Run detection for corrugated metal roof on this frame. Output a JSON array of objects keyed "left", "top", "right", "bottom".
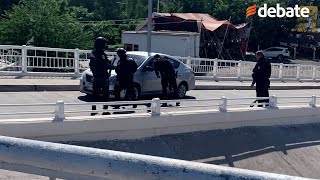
[{"left": 153, "top": 13, "right": 234, "bottom": 31}]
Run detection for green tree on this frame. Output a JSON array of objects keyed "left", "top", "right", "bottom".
[
  {"left": 0, "top": 0, "right": 92, "bottom": 49},
  {"left": 1, "top": 0, "right": 312, "bottom": 49},
  {"left": 84, "top": 21, "right": 118, "bottom": 45}
]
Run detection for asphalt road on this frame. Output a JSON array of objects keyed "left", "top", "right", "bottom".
[{"left": 0, "top": 89, "right": 319, "bottom": 119}]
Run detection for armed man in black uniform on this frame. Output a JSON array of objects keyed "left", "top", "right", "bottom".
[
  {"left": 114, "top": 48, "right": 138, "bottom": 105},
  {"left": 251, "top": 51, "right": 271, "bottom": 107},
  {"left": 153, "top": 54, "right": 180, "bottom": 107},
  {"left": 89, "top": 37, "right": 114, "bottom": 115}
]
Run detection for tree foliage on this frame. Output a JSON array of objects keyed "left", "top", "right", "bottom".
[
  {"left": 0, "top": 0, "right": 92, "bottom": 48},
  {"left": 0, "top": 0, "right": 317, "bottom": 49}
]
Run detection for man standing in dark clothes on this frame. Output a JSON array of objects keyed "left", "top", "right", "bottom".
[
  {"left": 89, "top": 37, "right": 114, "bottom": 115},
  {"left": 153, "top": 54, "right": 179, "bottom": 106},
  {"left": 114, "top": 48, "right": 138, "bottom": 103},
  {"left": 251, "top": 51, "right": 271, "bottom": 107}
]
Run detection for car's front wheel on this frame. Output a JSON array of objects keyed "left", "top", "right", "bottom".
[
  {"left": 177, "top": 82, "right": 188, "bottom": 98},
  {"left": 125, "top": 83, "right": 141, "bottom": 101}
]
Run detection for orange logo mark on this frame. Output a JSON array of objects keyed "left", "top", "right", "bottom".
[{"left": 246, "top": 4, "right": 257, "bottom": 17}]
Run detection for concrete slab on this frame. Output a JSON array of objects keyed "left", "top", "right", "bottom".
[
  {"left": 0, "top": 78, "right": 79, "bottom": 92},
  {"left": 195, "top": 81, "right": 320, "bottom": 90},
  {"left": 0, "top": 169, "right": 48, "bottom": 180},
  {"left": 66, "top": 137, "right": 180, "bottom": 159},
  {"left": 65, "top": 123, "right": 320, "bottom": 179}
]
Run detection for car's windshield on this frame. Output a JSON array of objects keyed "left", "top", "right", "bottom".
[
  {"left": 128, "top": 55, "right": 148, "bottom": 67},
  {"left": 112, "top": 54, "right": 148, "bottom": 68}
]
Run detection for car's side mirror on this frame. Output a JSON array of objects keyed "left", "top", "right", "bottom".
[{"left": 143, "top": 66, "right": 154, "bottom": 72}]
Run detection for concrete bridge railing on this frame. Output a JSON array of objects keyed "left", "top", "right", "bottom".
[
  {"left": 0, "top": 95, "right": 317, "bottom": 121},
  {"left": 0, "top": 95, "right": 318, "bottom": 142},
  {"left": 0, "top": 135, "right": 311, "bottom": 180}
]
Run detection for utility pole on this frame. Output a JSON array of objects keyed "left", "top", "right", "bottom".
[
  {"left": 147, "top": 0, "right": 153, "bottom": 55},
  {"left": 157, "top": 0, "right": 160, "bottom": 13},
  {"left": 27, "top": 0, "right": 35, "bottom": 45}
]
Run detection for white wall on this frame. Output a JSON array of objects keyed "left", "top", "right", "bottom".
[
  {"left": 122, "top": 32, "right": 200, "bottom": 57},
  {"left": 0, "top": 106, "right": 319, "bottom": 142}
]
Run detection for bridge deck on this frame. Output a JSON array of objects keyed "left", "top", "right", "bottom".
[
  {"left": 1, "top": 122, "right": 320, "bottom": 179},
  {"left": 67, "top": 122, "right": 320, "bottom": 179}
]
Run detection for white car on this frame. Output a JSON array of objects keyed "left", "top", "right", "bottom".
[
  {"left": 261, "top": 47, "right": 290, "bottom": 60},
  {"left": 80, "top": 51, "right": 195, "bottom": 100}
]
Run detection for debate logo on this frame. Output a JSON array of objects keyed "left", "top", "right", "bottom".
[
  {"left": 246, "top": 4, "right": 257, "bottom": 17},
  {"left": 246, "top": 4, "right": 310, "bottom": 18}
]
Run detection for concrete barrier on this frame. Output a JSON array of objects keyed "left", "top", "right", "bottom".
[
  {"left": 0, "top": 136, "right": 309, "bottom": 180},
  {"left": 0, "top": 106, "right": 319, "bottom": 142}
]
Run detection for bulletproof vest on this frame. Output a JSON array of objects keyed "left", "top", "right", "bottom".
[
  {"left": 116, "top": 58, "right": 137, "bottom": 80},
  {"left": 90, "top": 50, "right": 111, "bottom": 77}
]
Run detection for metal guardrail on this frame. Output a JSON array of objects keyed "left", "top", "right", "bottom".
[
  {"left": 0, "top": 135, "right": 309, "bottom": 180},
  {"left": 0, "top": 96, "right": 317, "bottom": 120},
  {"left": 177, "top": 56, "right": 320, "bottom": 81},
  {"left": 0, "top": 45, "right": 320, "bottom": 81}
]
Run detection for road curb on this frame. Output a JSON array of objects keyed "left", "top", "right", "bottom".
[
  {"left": 0, "top": 85, "right": 79, "bottom": 92},
  {"left": 0, "top": 84, "right": 320, "bottom": 92},
  {"left": 195, "top": 85, "right": 320, "bottom": 90}
]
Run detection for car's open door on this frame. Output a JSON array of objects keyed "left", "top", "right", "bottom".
[{"left": 141, "top": 58, "right": 162, "bottom": 94}]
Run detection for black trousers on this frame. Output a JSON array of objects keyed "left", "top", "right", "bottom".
[
  {"left": 114, "top": 79, "right": 135, "bottom": 101},
  {"left": 256, "top": 86, "right": 269, "bottom": 107},
  {"left": 161, "top": 75, "right": 178, "bottom": 99},
  {"left": 93, "top": 77, "right": 109, "bottom": 99},
  {"left": 92, "top": 76, "right": 109, "bottom": 115}
]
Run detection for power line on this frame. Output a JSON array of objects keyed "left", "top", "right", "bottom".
[
  {"left": 79, "top": 18, "right": 146, "bottom": 23},
  {"left": 79, "top": 19, "right": 189, "bottom": 26},
  {"left": 78, "top": 16, "right": 179, "bottom": 24}
]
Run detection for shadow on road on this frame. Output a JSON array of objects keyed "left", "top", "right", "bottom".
[
  {"left": 77, "top": 94, "right": 196, "bottom": 103},
  {"left": 77, "top": 94, "right": 196, "bottom": 115}
]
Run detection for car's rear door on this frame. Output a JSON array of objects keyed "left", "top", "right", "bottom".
[
  {"left": 264, "top": 48, "right": 275, "bottom": 57},
  {"left": 163, "top": 56, "right": 182, "bottom": 83}
]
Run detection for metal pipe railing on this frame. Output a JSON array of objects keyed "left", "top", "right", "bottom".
[{"left": 1, "top": 45, "right": 320, "bottom": 81}]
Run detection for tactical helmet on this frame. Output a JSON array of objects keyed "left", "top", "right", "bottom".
[
  {"left": 95, "top": 37, "right": 107, "bottom": 50},
  {"left": 256, "top": 51, "right": 264, "bottom": 57},
  {"left": 117, "top": 48, "right": 127, "bottom": 58}
]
